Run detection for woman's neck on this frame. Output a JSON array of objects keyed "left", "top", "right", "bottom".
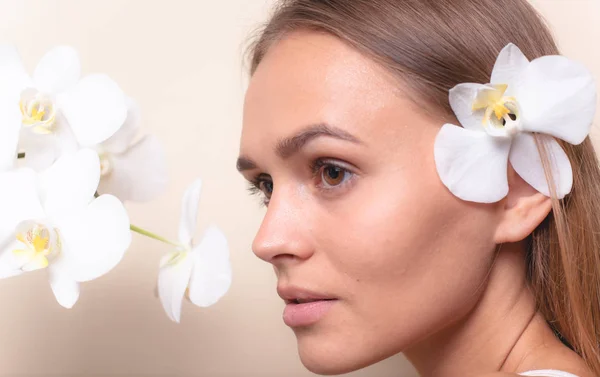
[{"left": 402, "top": 241, "right": 571, "bottom": 377}]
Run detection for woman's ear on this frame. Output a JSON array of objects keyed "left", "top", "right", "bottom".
[{"left": 493, "top": 165, "right": 553, "bottom": 244}]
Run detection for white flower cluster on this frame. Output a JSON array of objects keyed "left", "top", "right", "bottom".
[{"left": 0, "top": 46, "right": 231, "bottom": 323}]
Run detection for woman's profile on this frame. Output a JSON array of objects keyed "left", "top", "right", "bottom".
[{"left": 236, "top": 0, "right": 600, "bottom": 376}]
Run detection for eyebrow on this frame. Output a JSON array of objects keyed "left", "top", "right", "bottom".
[{"left": 236, "top": 123, "right": 362, "bottom": 172}]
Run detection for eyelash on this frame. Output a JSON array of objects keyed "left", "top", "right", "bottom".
[
  {"left": 247, "top": 159, "right": 356, "bottom": 206},
  {"left": 247, "top": 175, "right": 270, "bottom": 206}
]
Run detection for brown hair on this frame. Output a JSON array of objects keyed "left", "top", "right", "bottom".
[{"left": 245, "top": 0, "right": 600, "bottom": 374}]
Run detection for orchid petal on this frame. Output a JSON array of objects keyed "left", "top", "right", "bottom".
[
  {"left": 158, "top": 252, "right": 194, "bottom": 323},
  {"left": 188, "top": 226, "right": 231, "bottom": 308},
  {"left": 53, "top": 113, "right": 80, "bottom": 157},
  {"left": 434, "top": 124, "right": 512, "bottom": 203},
  {"left": 38, "top": 148, "right": 100, "bottom": 217},
  {"left": 57, "top": 73, "right": 127, "bottom": 147},
  {"left": 0, "top": 169, "right": 44, "bottom": 236},
  {"left": 0, "top": 239, "right": 24, "bottom": 279},
  {"left": 97, "top": 135, "right": 168, "bottom": 202},
  {"left": 101, "top": 97, "right": 141, "bottom": 154},
  {"left": 55, "top": 194, "right": 131, "bottom": 282},
  {"left": 0, "top": 45, "right": 31, "bottom": 98},
  {"left": 17, "top": 128, "right": 60, "bottom": 171},
  {"left": 490, "top": 43, "right": 530, "bottom": 96},
  {"left": 515, "top": 55, "right": 596, "bottom": 145},
  {"left": 18, "top": 112, "right": 80, "bottom": 172},
  {"left": 33, "top": 46, "right": 80, "bottom": 94},
  {"left": 449, "top": 83, "right": 489, "bottom": 132},
  {"left": 509, "top": 133, "right": 572, "bottom": 199},
  {"left": 178, "top": 179, "right": 202, "bottom": 246},
  {"left": 48, "top": 256, "right": 80, "bottom": 309},
  {"left": 0, "top": 97, "right": 23, "bottom": 170}
]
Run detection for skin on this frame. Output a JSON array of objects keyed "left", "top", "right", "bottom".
[{"left": 237, "top": 31, "right": 592, "bottom": 377}]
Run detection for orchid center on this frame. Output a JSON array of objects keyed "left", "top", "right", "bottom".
[
  {"left": 160, "top": 249, "right": 190, "bottom": 268},
  {"left": 472, "top": 84, "right": 521, "bottom": 137},
  {"left": 99, "top": 152, "right": 114, "bottom": 177},
  {"left": 12, "top": 221, "right": 61, "bottom": 272},
  {"left": 19, "top": 88, "right": 57, "bottom": 134}
]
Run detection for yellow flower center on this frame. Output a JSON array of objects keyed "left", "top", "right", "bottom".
[
  {"left": 12, "top": 223, "right": 61, "bottom": 272},
  {"left": 472, "top": 83, "right": 519, "bottom": 123},
  {"left": 19, "top": 89, "right": 57, "bottom": 134}
]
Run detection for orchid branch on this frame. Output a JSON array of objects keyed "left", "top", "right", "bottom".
[{"left": 130, "top": 224, "right": 181, "bottom": 247}]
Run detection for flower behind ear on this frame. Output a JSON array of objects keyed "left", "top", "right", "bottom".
[{"left": 434, "top": 43, "right": 596, "bottom": 203}]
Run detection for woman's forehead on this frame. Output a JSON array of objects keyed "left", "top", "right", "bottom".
[
  {"left": 241, "top": 31, "right": 412, "bottom": 152},
  {"left": 246, "top": 31, "right": 397, "bottom": 107}
]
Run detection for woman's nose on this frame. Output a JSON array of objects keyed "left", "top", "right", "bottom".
[{"left": 252, "top": 189, "right": 314, "bottom": 266}]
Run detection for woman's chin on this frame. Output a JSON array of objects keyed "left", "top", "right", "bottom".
[
  {"left": 295, "top": 331, "right": 393, "bottom": 375},
  {"left": 298, "top": 349, "right": 363, "bottom": 375}
]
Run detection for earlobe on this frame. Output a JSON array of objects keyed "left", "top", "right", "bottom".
[{"left": 493, "top": 168, "right": 553, "bottom": 244}]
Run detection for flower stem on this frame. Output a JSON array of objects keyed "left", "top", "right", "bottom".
[{"left": 130, "top": 224, "right": 181, "bottom": 247}]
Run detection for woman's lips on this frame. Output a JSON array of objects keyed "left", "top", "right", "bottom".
[
  {"left": 277, "top": 285, "right": 338, "bottom": 327},
  {"left": 283, "top": 299, "right": 337, "bottom": 327}
]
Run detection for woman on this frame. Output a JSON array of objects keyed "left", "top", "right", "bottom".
[{"left": 236, "top": 0, "right": 600, "bottom": 376}]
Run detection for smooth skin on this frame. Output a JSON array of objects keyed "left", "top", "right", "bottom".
[{"left": 237, "top": 31, "right": 592, "bottom": 377}]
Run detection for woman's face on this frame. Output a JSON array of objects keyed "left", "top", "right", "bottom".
[{"left": 238, "top": 31, "right": 501, "bottom": 374}]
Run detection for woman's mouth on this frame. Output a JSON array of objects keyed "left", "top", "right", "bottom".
[
  {"left": 278, "top": 286, "right": 338, "bottom": 327},
  {"left": 283, "top": 299, "right": 337, "bottom": 327}
]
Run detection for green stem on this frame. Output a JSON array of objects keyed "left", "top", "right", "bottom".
[
  {"left": 17, "top": 152, "right": 25, "bottom": 159},
  {"left": 130, "top": 224, "right": 181, "bottom": 247}
]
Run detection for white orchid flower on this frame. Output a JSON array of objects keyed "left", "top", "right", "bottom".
[
  {"left": 96, "top": 98, "right": 168, "bottom": 202},
  {"left": 0, "top": 45, "right": 128, "bottom": 170},
  {"left": 158, "top": 179, "right": 231, "bottom": 323},
  {"left": 0, "top": 149, "right": 131, "bottom": 308},
  {"left": 434, "top": 43, "right": 597, "bottom": 203}
]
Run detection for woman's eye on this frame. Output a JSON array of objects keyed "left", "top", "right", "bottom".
[
  {"left": 259, "top": 180, "right": 274, "bottom": 198},
  {"left": 319, "top": 164, "right": 352, "bottom": 188},
  {"left": 247, "top": 174, "right": 273, "bottom": 206},
  {"left": 247, "top": 161, "right": 354, "bottom": 207}
]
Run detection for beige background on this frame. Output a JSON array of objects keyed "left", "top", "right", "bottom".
[{"left": 0, "top": 0, "right": 597, "bottom": 376}]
